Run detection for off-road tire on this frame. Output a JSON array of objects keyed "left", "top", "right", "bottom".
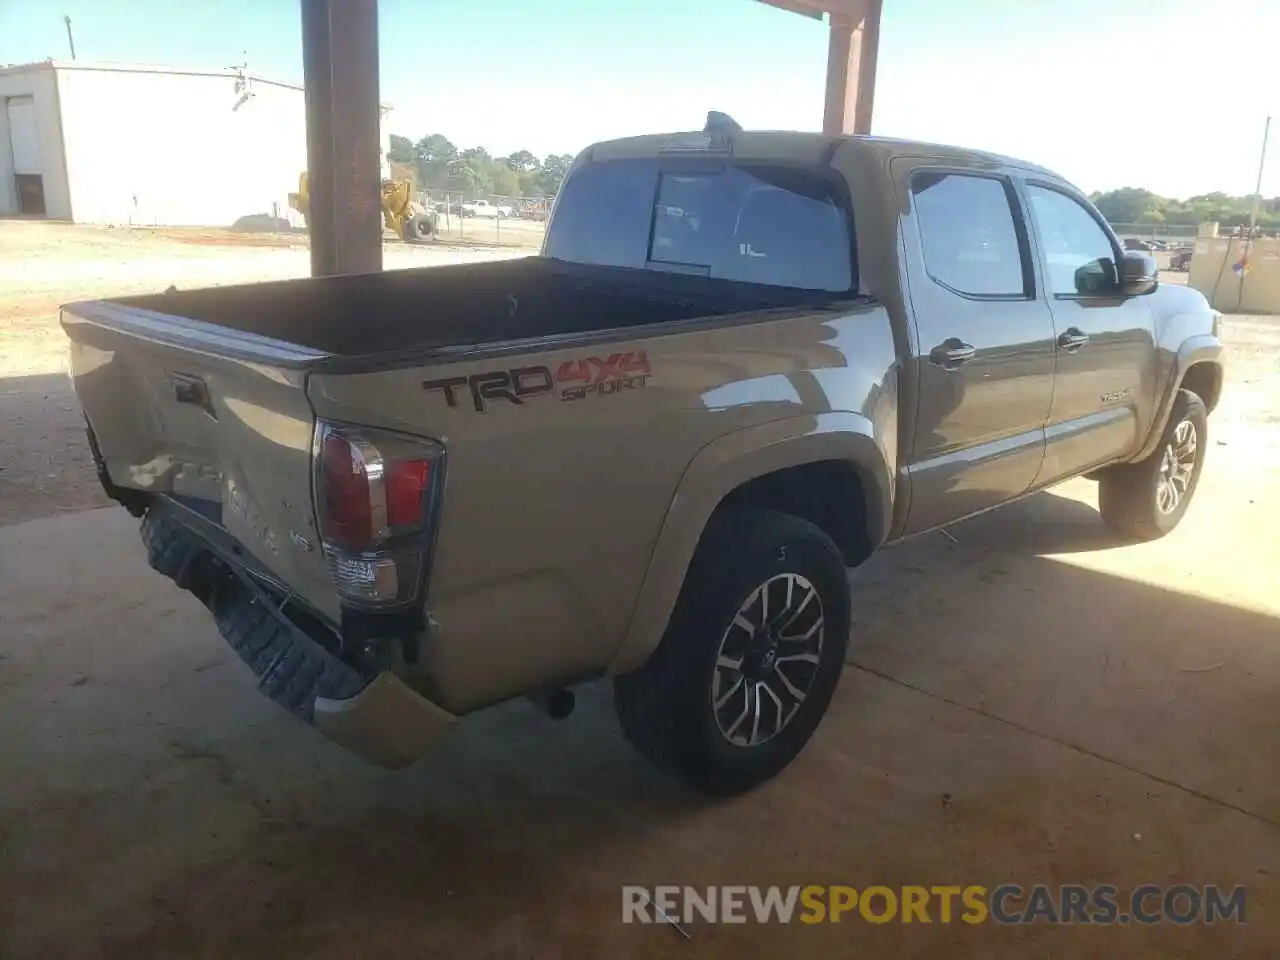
[
  {"left": 614, "top": 509, "right": 851, "bottom": 795},
  {"left": 1098, "top": 388, "right": 1208, "bottom": 540},
  {"left": 403, "top": 213, "right": 435, "bottom": 243}
]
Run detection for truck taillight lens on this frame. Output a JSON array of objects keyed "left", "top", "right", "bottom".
[
  {"left": 319, "top": 432, "right": 375, "bottom": 550},
  {"left": 387, "top": 459, "right": 431, "bottom": 528},
  {"left": 313, "top": 421, "right": 444, "bottom": 609}
]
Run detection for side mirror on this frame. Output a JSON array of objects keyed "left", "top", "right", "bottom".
[
  {"left": 1073, "top": 257, "right": 1118, "bottom": 295},
  {"left": 1117, "top": 250, "right": 1158, "bottom": 295}
]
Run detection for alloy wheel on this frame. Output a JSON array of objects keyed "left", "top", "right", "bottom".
[
  {"left": 710, "top": 573, "right": 826, "bottom": 747},
  {"left": 1156, "top": 418, "right": 1197, "bottom": 514}
]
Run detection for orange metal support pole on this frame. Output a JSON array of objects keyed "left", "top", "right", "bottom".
[{"left": 822, "top": 0, "right": 881, "bottom": 135}]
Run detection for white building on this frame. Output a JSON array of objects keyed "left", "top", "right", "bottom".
[{"left": 0, "top": 60, "right": 390, "bottom": 227}]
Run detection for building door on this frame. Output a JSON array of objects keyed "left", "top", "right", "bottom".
[{"left": 6, "top": 96, "right": 46, "bottom": 216}]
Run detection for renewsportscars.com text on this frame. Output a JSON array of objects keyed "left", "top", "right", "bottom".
[{"left": 622, "top": 884, "right": 1247, "bottom": 926}]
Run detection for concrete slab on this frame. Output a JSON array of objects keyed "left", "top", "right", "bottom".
[{"left": 0, "top": 462, "right": 1277, "bottom": 958}]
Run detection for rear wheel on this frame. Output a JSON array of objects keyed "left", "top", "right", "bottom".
[
  {"left": 1098, "top": 388, "right": 1207, "bottom": 540},
  {"left": 614, "top": 509, "right": 850, "bottom": 795},
  {"left": 403, "top": 213, "right": 435, "bottom": 243}
]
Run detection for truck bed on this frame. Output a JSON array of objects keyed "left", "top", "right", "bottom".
[
  {"left": 113, "top": 256, "right": 839, "bottom": 361},
  {"left": 62, "top": 252, "right": 870, "bottom": 646}
]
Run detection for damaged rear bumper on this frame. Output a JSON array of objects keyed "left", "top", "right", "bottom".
[
  {"left": 312, "top": 672, "right": 456, "bottom": 769},
  {"left": 142, "top": 501, "right": 456, "bottom": 768}
]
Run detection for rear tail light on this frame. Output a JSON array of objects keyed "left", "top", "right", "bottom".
[
  {"left": 313, "top": 420, "right": 444, "bottom": 609},
  {"left": 387, "top": 459, "right": 431, "bottom": 527}
]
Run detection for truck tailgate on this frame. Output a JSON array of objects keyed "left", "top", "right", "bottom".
[{"left": 62, "top": 301, "right": 340, "bottom": 620}]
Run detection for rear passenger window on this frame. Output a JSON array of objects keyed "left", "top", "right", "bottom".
[{"left": 911, "top": 172, "right": 1029, "bottom": 298}]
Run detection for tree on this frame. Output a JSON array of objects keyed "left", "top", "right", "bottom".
[
  {"left": 533, "top": 153, "right": 574, "bottom": 197},
  {"left": 1086, "top": 185, "right": 1280, "bottom": 234},
  {"left": 414, "top": 134, "right": 458, "bottom": 189},
  {"left": 1092, "top": 187, "right": 1161, "bottom": 225},
  {"left": 449, "top": 160, "right": 489, "bottom": 196},
  {"left": 387, "top": 133, "right": 591, "bottom": 200},
  {"left": 388, "top": 134, "right": 415, "bottom": 163},
  {"left": 388, "top": 161, "right": 418, "bottom": 188},
  {"left": 1188, "top": 201, "right": 1216, "bottom": 224},
  {"left": 416, "top": 133, "right": 458, "bottom": 165},
  {"left": 489, "top": 164, "right": 522, "bottom": 199},
  {"left": 506, "top": 149, "right": 539, "bottom": 174},
  {"left": 443, "top": 147, "right": 492, "bottom": 196},
  {"left": 458, "top": 146, "right": 491, "bottom": 165}
]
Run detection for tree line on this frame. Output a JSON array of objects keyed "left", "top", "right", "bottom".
[
  {"left": 389, "top": 133, "right": 575, "bottom": 200},
  {"left": 386, "top": 140, "right": 1280, "bottom": 227},
  {"left": 1090, "top": 186, "right": 1280, "bottom": 230}
]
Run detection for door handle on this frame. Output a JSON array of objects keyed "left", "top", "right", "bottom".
[
  {"left": 929, "top": 339, "right": 977, "bottom": 369},
  {"left": 1058, "top": 328, "right": 1090, "bottom": 352}
]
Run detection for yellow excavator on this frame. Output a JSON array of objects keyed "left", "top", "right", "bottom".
[{"left": 288, "top": 172, "right": 438, "bottom": 243}]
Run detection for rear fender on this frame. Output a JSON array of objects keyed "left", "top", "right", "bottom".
[{"left": 609, "top": 412, "right": 892, "bottom": 674}]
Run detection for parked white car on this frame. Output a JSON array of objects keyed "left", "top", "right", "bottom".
[{"left": 461, "top": 199, "right": 501, "bottom": 219}]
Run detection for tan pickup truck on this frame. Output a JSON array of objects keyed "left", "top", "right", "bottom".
[{"left": 64, "top": 117, "right": 1224, "bottom": 794}]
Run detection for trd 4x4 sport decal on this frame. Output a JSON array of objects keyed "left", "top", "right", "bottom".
[{"left": 423, "top": 351, "right": 651, "bottom": 412}]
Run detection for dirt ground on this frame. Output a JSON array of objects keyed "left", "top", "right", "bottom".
[
  {"left": 1, "top": 221, "right": 1278, "bottom": 958},
  {"left": 430, "top": 211, "right": 549, "bottom": 247},
  {"left": 0, "top": 221, "right": 525, "bottom": 524}
]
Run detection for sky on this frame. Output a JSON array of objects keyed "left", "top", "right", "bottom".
[{"left": 2, "top": 0, "right": 1277, "bottom": 198}]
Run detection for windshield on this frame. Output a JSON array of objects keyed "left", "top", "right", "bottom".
[{"left": 545, "top": 158, "right": 854, "bottom": 292}]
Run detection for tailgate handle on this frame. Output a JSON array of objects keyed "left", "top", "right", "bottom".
[{"left": 171, "top": 373, "right": 216, "bottom": 418}]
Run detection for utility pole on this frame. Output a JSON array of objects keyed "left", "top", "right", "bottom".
[
  {"left": 63, "top": 14, "right": 77, "bottom": 60},
  {"left": 1232, "top": 115, "right": 1272, "bottom": 309},
  {"left": 1246, "top": 115, "right": 1271, "bottom": 241}
]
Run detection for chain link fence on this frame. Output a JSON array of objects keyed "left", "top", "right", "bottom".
[
  {"left": 419, "top": 190, "right": 551, "bottom": 250},
  {"left": 1109, "top": 222, "right": 1199, "bottom": 244}
]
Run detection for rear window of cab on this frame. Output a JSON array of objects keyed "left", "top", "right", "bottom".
[{"left": 545, "top": 158, "right": 854, "bottom": 293}]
